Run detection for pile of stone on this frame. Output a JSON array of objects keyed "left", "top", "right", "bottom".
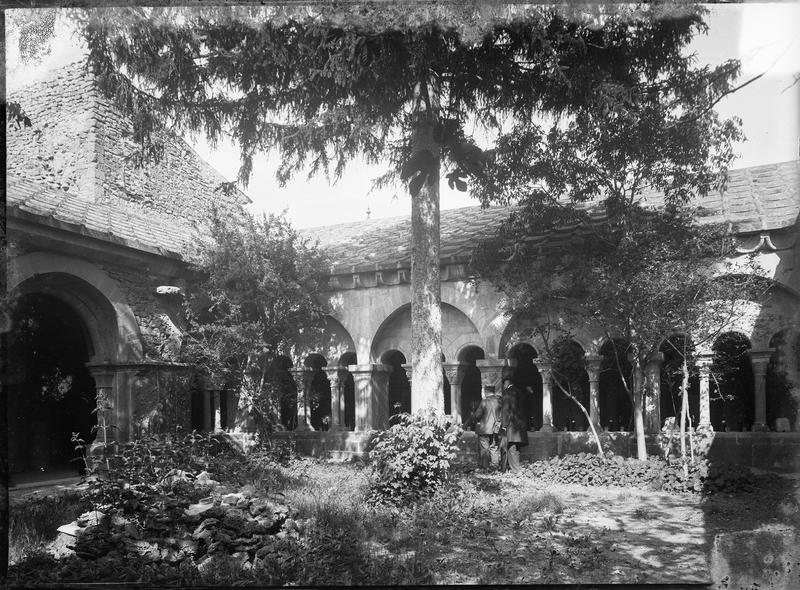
[{"left": 51, "top": 479, "right": 304, "bottom": 572}]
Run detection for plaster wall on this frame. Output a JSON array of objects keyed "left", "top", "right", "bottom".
[{"left": 323, "top": 278, "right": 510, "bottom": 363}]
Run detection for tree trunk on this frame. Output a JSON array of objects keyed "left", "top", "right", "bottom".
[
  {"left": 410, "top": 117, "right": 443, "bottom": 412},
  {"left": 632, "top": 361, "right": 647, "bottom": 460}
]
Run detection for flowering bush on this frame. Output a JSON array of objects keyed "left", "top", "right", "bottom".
[{"left": 368, "top": 409, "right": 463, "bottom": 505}]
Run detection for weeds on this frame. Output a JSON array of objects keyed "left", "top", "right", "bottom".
[
  {"left": 632, "top": 506, "right": 657, "bottom": 520},
  {"left": 9, "top": 491, "right": 89, "bottom": 564}
]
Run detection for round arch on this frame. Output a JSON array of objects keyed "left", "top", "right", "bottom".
[
  {"left": 294, "top": 315, "right": 356, "bottom": 367},
  {"left": 10, "top": 253, "right": 143, "bottom": 362},
  {"left": 370, "top": 302, "right": 482, "bottom": 363}
]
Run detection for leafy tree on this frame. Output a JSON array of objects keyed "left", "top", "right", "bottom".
[
  {"left": 464, "top": 23, "right": 760, "bottom": 462},
  {"left": 182, "top": 209, "right": 329, "bottom": 435},
  {"left": 474, "top": 203, "right": 766, "bottom": 461},
  {"left": 68, "top": 2, "right": 731, "bottom": 409}
]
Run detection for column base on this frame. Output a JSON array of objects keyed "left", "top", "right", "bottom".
[
  {"left": 539, "top": 424, "right": 554, "bottom": 433},
  {"left": 751, "top": 423, "right": 770, "bottom": 432},
  {"left": 294, "top": 421, "right": 314, "bottom": 432}
]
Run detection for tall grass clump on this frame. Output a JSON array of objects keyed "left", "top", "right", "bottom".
[{"left": 9, "top": 491, "right": 89, "bottom": 564}]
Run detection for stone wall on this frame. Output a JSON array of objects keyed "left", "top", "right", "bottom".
[
  {"left": 101, "top": 264, "right": 184, "bottom": 363},
  {"left": 7, "top": 64, "right": 97, "bottom": 197}
]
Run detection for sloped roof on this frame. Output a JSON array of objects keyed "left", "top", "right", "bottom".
[
  {"left": 304, "top": 160, "right": 799, "bottom": 274},
  {"left": 7, "top": 174, "right": 197, "bottom": 258}
]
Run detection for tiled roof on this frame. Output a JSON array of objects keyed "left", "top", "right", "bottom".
[
  {"left": 7, "top": 174, "right": 197, "bottom": 258},
  {"left": 304, "top": 160, "right": 799, "bottom": 274}
]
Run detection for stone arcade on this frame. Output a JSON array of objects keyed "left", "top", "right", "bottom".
[{"left": 6, "top": 62, "right": 800, "bottom": 477}]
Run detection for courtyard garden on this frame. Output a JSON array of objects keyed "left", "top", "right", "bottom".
[{"left": 8, "top": 417, "right": 799, "bottom": 587}]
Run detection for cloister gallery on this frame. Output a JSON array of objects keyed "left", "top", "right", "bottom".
[{"left": 7, "top": 63, "right": 800, "bottom": 476}]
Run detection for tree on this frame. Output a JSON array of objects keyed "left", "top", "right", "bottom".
[
  {"left": 69, "top": 2, "right": 730, "bottom": 410},
  {"left": 182, "top": 208, "right": 329, "bottom": 434},
  {"left": 463, "top": 22, "right": 758, "bottom": 461},
  {"left": 474, "top": 201, "right": 766, "bottom": 461}
]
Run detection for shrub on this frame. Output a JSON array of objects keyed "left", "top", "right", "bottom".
[
  {"left": 83, "top": 429, "right": 246, "bottom": 523},
  {"left": 523, "top": 452, "right": 786, "bottom": 496},
  {"left": 367, "top": 409, "right": 463, "bottom": 506}
]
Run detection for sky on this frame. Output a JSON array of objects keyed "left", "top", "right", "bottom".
[{"left": 6, "top": 4, "right": 800, "bottom": 229}]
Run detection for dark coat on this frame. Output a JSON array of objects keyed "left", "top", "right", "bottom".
[
  {"left": 501, "top": 383, "right": 529, "bottom": 446},
  {"left": 466, "top": 394, "right": 502, "bottom": 436}
]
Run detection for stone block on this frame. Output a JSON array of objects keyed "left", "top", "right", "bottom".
[
  {"left": 775, "top": 418, "right": 791, "bottom": 432},
  {"left": 752, "top": 443, "right": 800, "bottom": 473},
  {"left": 711, "top": 528, "right": 799, "bottom": 589},
  {"left": 523, "top": 433, "right": 559, "bottom": 461}
]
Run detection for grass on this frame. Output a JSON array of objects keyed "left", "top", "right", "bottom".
[
  {"left": 9, "top": 490, "right": 89, "bottom": 564},
  {"left": 11, "top": 456, "right": 794, "bottom": 586}
]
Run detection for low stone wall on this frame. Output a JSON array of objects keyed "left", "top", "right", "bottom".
[
  {"left": 706, "top": 432, "right": 800, "bottom": 473},
  {"left": 259, "top": 430, "right": 800, "bottom": 473}
]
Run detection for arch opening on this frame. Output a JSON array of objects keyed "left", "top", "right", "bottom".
[
  {"left": 507, "top": 343, "right": 541, "bottom": 430},
  {"left": 337, "top": 352, "right": 358, "bottom": 431},
  {"left": 710, "top": 332, "right": 754, "bottom": 431},
  {"left": 8, "top": 292, "right": 97, "bottom": 476},
  {"left": 458, "top": 345, "right": 485, "bottom": 425},
  {"left": 659, "top": 334, "right": 700, "bottom": 428},
  {"left": 549, "top": 339, "right": 590, "bottom": 432},
  {"left": 599, "top": 338, "right": 633, "bottom": 431},
  {"left": 766, "top": 330, "right": 799, "bottom": 431},
  {"left": 381, "top": 350, "right": 410, "bottom": 416}
]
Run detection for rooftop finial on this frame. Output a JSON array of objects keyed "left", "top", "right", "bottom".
[{"left": 366, "top": 204, "right": 372, "bottom": 220}]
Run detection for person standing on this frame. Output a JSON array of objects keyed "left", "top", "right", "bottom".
[
  {"left": 465, "top": 385, "right": 502, "bottom": 470},
  {"left": 501, "top": 377, "right": 529, "bottom": 473}
]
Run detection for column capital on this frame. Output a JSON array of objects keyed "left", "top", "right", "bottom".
[
  {"left": 401, "top": 363, "right": 413, "bottom": 383},
  {"left": 749, "top": 349, "right": 775, "bottom": 373},
  {"left": 533, "top": 359, "right": 553, "bottom": 379},
  {"left": 584, "top": 354, "right": 602, "bottom": 381},
  {"left": 323, "top": 366, "right": 342, "bottom": 385},
  {"left": 696, "top": 354, "right": 714, "bottom": 374},
  {"left": 442, "top": 362, "right": 466, "bottom": 385},
  {"left": 348, "top": 363, "right": 392, "bottom": 376}
]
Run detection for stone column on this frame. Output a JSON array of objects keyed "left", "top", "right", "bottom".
[
  {"left": 348, "top": 364, "right": 392, "bottom": 430},
  {"left": 87, "top": 367, "right": 118, "bottom": 452},
  {"left": 533, "top": 360, "right": 554, "bottom": 432},
  {"left": 645, "top": 352, "right": 664, "bottom": 433},
  {"left": 750, "top": 349, "right": 774, "bottom": 432},
  {"left": 476, "top": 358, "right": 514, "bottom": 394},
  {"left": 443, "top": 362, "right": 466, "bottom": 424},
  {"left": 324, "top": 367, "right": 342, "bottom": 432},
  {"left": 212, "top": 389, "right": 223, "bottom": 432},
  {"left": 584, "top": 354, "right": 602, "bottom": 430},
  {"left": 289, "top": 368, "right": 314, "bottom": 431},
  {"left": 697, "top": 355, "right": 713, "bottom": 429}
]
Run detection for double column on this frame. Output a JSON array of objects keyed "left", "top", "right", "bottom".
[
  {"left": 584, "top": 355, "right": 602, "bottom": 431},
  {"left": 443, "top": 362, "right": 466, "bottom": 423},
  {"left": 348, "top": 364, "right": 392, "bottom": 431},
  {"left": 323, "top": 366, "right": 346, "bottom": 432},
  {"left": 750, "top": 350, "right": 774, "bottom": 432},
  {"left": 532, "top": 359, "right": 555, "bottom": 432}
]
